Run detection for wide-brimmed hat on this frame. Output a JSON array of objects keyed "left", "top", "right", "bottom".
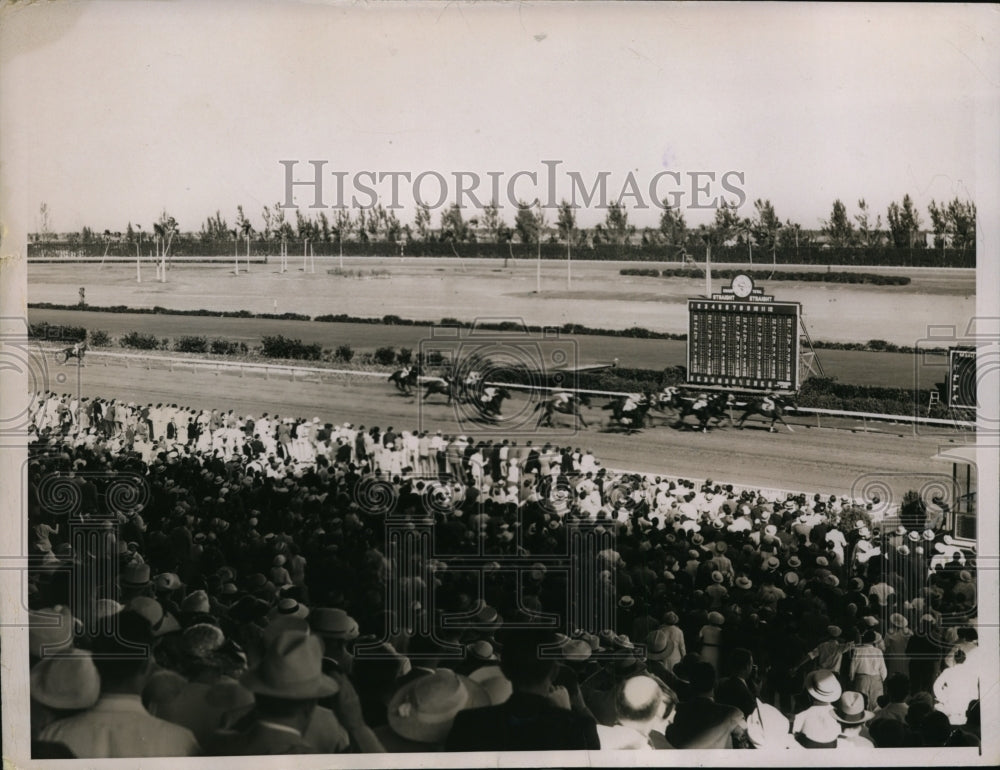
[
  {"left": 268, "top": 597, "right": 309, "bottom": 622},
  {"left": 907, "top": 531, "right": 921, "bottom": 542},
  {"left": 241, "top": 630, "right": 339, "bottom": 699},
  {"left": 894, "top": 525, "right": 907, "bottom": 536},
  {"left": 833, "top": 691, "right": 874, "bottom": 724},
  {"left": 387, "top": 669, "right": 490, "bottom": 743},
  {"left": 889, "top": 613, "right": 908, "bottom": 629},
  {"left": 181, "top": 590, "right": 211, "bottom": 615},
  {"left": 466, "top": 664, "right": 512, "bottom": 705},
  {"left": 127, "top": 597, "right": 182, "bottom": 637},
  {"left": 764, "top": 524, "right": 778, "bottom": 537},
  {"left": 121, "top": 562, "right": 151, "bottom": 588},
  {"left": 787, "top": 555, "right": 801, "bottom": 568},
  {"left": 30, "top": 648, "right": 101, "bottom": 710},
  {"left": 618, "top": 595, "right": 635, "bottom": 609},
  {"left": 466, "top": 640, "right": 498, "bottom": 663},
  {"left": 154, "top": 572, "right": 184, "bottom": 592},
  {"left": 710, "top": 570, "right": 724, "bottom": 584},
  {"left": 805, "top": 669, "right": 842, "bottom": 703},
  {"left": 735, "top": 576, "right": 753, "bottom": 590},
  {"left": 29, "top": 606, "right": 78, "bottom": 659},
  {"left": 922, "top": 529, "right": 936, "bottom": 541},
  {"left": 310, "top": 607, "right": 359, "bottom": 640},
  {"left": 784, "top": 571, "right": 799, "bottom": 586},
  {"left": 765, "top": 556, "right": 780, "bottom": 570},
  {"left": 181, "top": 623, "right": 226, "bottom": 659},
  {"left": 646, "top": 628, "right": 674, "bottom": 661}
]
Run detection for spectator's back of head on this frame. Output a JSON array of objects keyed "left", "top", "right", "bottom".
[
  {"left": 498, "top": 628, "right": 557, "bottom": 688},
  {"left": 616, "top": 675, "right": 677, "bottom": 729},
  {"left": 91, "top": 609, "right": 155, "bottom": 689},
  {"left": 689, "top": 661, "right": 716, "bottom": 696},
  {"left": 869, "top": 717, "right": 907, "bottom": 747},
  {"left": 885, "top": 673, "right": 909, "bottom": 702}
]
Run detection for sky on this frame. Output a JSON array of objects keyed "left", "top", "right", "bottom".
[{"left": 2, "top": 1, "right": 996, "bottom": 233}]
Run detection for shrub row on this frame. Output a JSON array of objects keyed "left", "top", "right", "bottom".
[
  {"left": 621, "top": 268, "right": 911, "bottom": 285},
  {"left": 27, "top": 322, "right": 87, "bottom": 342}
]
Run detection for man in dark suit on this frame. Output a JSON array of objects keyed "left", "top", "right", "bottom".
[
  {"left": 665, "top": 661, "right": 747, "bottom": 749},
  {"left": 445, "top": 628, "right": 600, "bottom": 752},
  {"left": 715, "top": 647, "right": 757, "bottom": 718}
]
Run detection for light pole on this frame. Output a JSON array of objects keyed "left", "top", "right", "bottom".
[{"left": 536, "top": 201, "right": 542, "bottom": 293}]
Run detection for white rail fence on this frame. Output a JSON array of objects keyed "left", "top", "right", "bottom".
[{"left": 41, "top": 347, "right": 977, "bottom": 431}]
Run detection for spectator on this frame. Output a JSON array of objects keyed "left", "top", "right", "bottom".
[{"left": 664, "top": 661, "right": 746, "bottom": 749}]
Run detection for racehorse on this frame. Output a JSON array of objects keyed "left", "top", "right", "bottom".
[
  {"left": 534, "top": 391, "right": 591, "bottom": 428},
  {"left": 674, "top": 392, "right": 733, "bottom": 432},
  {"left": 388, "top": 362, "right": 422, "bottom": 395},
  {"left": 475, "top": 386, "right": 512, "bottom": 421},
  {"left": 735, "top": 393, "right": 798, "bottom": 433},
  {"left": 644, "top": 385, "right": 690, "bottom": 425},
  {"left": 421, "top": 374, "right": 458, "bottom": 404},
  {"left": 602, "top": 393, "right": 651, "bottom": 434},
  {"left": 57, "top": 341, "right": 88, "bottom": 364}
]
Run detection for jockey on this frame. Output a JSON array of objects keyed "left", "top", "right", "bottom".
[
  {"left": 622, "top": 393, "right": 641, "bottom": 413},
  {"left": 481, "top": 386, "right": 497, "bottom": 404},
  {"left": 691, "top": 394, "right": 708, "bottom": 411},
  {"left": 552, "top": 391, "right": 572, "bottom": 407},
  {"left": 400, "top": 364, "right": 412, "bottom": 380},
  {"left": 761, "top": 394, "right": 776, "bottom": 413}
]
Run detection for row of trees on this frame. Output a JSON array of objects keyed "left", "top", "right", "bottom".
[{"left": 35, "top": 193, "right": 976, "bottom": 262}]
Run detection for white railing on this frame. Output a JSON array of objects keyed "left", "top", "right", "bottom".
[{"left": 41, "top": 347, "right": 977, "bottom": 430}]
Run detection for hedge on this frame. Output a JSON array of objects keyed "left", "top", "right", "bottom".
[
  {"left": 27, "top": 322, "right": 87, "bottom": 342},
  {"left": 622, "top": 268, "right": 911, "bottom": 285},
  {"left": 260, "top": 335, "right": 322, "bottom": 361}
]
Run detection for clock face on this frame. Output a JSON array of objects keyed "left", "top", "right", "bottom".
[{"left": 732, "top": 274, "right": 754, "bottom": 298}]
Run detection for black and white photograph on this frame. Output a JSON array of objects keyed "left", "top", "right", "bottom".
[{"left": 1, "top": 1, "right": 997, "bottom": 767}]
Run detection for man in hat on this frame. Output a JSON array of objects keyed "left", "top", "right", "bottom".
[
  {"left": 39, "top": 610, "right": 201, "bottom": 757},
  {"left": 792, "top": 669, "right": 842, "bottom": 749},
  {"left": 210, "top": 629, "right": 341, "bottom": 755},
  {"left": 664, "top": 661, "right": 746, "bottom": 749},
  {"left": 832, "top": 691, "right": 875, "bottom": 750},
  {"left": 445, "top": 628, "right": 600, "bottom": 751}
]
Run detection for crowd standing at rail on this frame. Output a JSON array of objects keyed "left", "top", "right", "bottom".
[{"left": 26, "top": 391, "right": 981, "bottom": 757}]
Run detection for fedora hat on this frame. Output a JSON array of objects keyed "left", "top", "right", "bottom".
[
  {"left": 30, "top": 648, "right": 101, "bottom": 710},
  {"left": 154, "top": 572, "right": 184, "bottom": 592},
  {"left": 466, "top": 664, "right": 512, "bottom": 705},
  {"left": 121, "top": 562, "right": 151, "bottom": 588},
  {"left": 907, "top": 531, "right": 921, "bottom": 542},
  {"left": 618, "top": 595, "right": 635, "bottom": 609},
  {"left": 922, "top": 529, "right": 935, "bottom": 541},
  {"left": 889, "top": 613, "right": 908, "bottom": 629},
  {"left": 241, "top": 630, "right": 339, "bottom": 700},
  {"left": 707, "top": 611, "right": 725, "bottom": 626},
  {"left": 894, "top": 525, "right": 907, "bottom": 536},
  {"left": 784, "top": 571, "right": 799, "bottom": 586},
  {"left": 127, "top": 597, "right": 181, "bottom": 637},
  {"left": 711, "top": 570, "right": 724, "bottom": 584},
  {"left": 787, "top": 555, "right": 801, "bottom": 568},
  {"left": 310, "top": 607, "right": 358, "bottom": 640},
  {"left": 388, "top": 669, "right": 490, "bottom": 743},
  {"left": 765, "top": 556, "right": 779, "bottom": 570},
  {"left": 29, "top": 606, "right": 78, "bottom": 659},
  {"left": 466, "top": 640, "right": 498, "bottom": 663},
  {"left": 646, "top": 628, "right": 674, "bottom": 661},
  {"left": 764, "top": 524, "right": 777, "bottom": 537},
  {"left": 833, "top": 691, "right": 874, "bottom": 724},
  {"left": 663, "top": 611, "right": 680, "bottom": 625},
  {"left": 560, "top": 639, "right": 593, "bottom": 662},
  {"left": 181, "top": 623, "right": 226, "bottom": 659},
  {"left": 805, "top": 669, "right": 842, "bottom": 703},
  {"left": 181, "top": 590, "right": 211, "bottom": 615}
]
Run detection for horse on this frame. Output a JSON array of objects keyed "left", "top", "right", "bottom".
[
  {"left": 602, "top": 393, "right": 651, "bottom": 434},
  {"left": 735, "top": 393, "right": 798, "bottom": 433},
  {"left": 534, "top": 391, "right": 591, "bottom": 428},
  {"left": 421, "top": 374, "right": 458, "bottom": 404},
  {"left": 388, "top": 362, "right": 422, "bottom": 395},
  {"left": 475, "top": 386, "right": 512, "bottom": 421},
  {"left": 57, "top": 341, "right": 87, "bottom": 364},
  {"left": 674, "top": 392, "right": 733, "bottom": 432}
]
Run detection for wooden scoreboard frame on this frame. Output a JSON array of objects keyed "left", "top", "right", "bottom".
[
  {"left": 686, "top": 281, "right": 801, "bottom": 392},
  {"left": 947, "top": 346, "right": 976, "bottom": 410}
]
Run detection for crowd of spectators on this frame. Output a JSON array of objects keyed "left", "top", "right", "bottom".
[{"left": 26, "top": 391, "right": 982, "bottom": 757}]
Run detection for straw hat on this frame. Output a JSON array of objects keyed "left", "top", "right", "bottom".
[
  {"left": 181, "top": 623, "right": 226, "bottom": 660},
  {"left": 241, "top": 630, "right": 339, "bottom": 699},
  {"left": 387, "top": 669, "right": 490, "bottom": 743},
  {"left": 645, "top": 628, "right": 674, "bottom": 661},
  {"left": 833, "top": 691, "right": 874, "bottom": 724},
  {"left": 787, "top": 555, "right": 801, "bottom": 568},
  {"left": 121, "top": 562, "right": 151, "bottom": 588},
  {"left": 29, "top": 606, "right": 78, "bottom": 659},
  {"left": 711, "top": 571, "right": 724, "bottom": 584},
  {"left": 181, "top": 590, "right": 211, "bottom": 615},
  {"left": 126, "top": 597, "right": 181, "bottom": 637},
  {"left": 735, "top": 576, "right": 753, "bottom": 590},
  {"left": 922, "top": 529, "right": 935, "bottom": 542},
  {"left": 707, "top": 611, "right": 725, "bottom": 626},
  {"left": 30, "top": 648, "right": 100, "bottom": 710},
  {"left": 310, "top": 607, "right": 358, "bottom": 639},
  {"left": 889, "top": 613, "right": 908, "bottom": 629},
  {"left": 466, "top": 664, "right": 513, "bottom": 705},
  {"left": 268, "top": 597, "right": 309, "bottom": 622},
  {"left": 805, "top": 669, "right": 842, "bottom": 703},
  {"left": 465, "top": 640, "right": 498, "bottom": 663}
]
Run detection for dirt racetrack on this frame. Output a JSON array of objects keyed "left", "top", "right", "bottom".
[{"left": 43, "top": 350, "right": 970, "bottom": 510}]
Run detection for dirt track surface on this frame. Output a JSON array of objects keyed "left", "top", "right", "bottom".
[{"left": 42, "top": 350, "right": 969, "bottom": 508}]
